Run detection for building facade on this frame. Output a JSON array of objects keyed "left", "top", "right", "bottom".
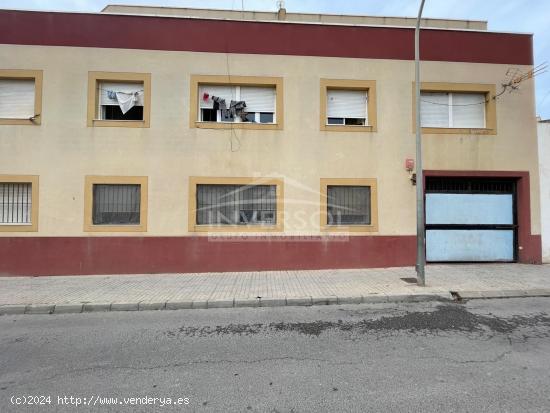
[
  {"left": 538, "top": 120, "right": 550, "bottom": 263},
  {"left": 0, "top": 7, "right": 542, "bottom": 276}
]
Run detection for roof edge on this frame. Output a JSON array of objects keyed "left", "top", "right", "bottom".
[{"left": 100, "top": 3, "right": 488, "bottom": 25}]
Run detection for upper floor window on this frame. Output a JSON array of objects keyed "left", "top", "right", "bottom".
[
  {"left": 326, "top": 90, "right": 368, "bottom": 126},
  {"left": 0, "top": 70, "right": 42, "bottom": 126},
  {"left": 98, "top": 81, "right": 144, "bottom": 121},
  {"left": 421, "top": 92, "right": 486, "bottom": 128},
  {"left": 416, "top": 83, "right": 496, "bottom": 134},
  {"left": 320, "top": 79, "right": 377, "bottom": 132},
  {"left": 199, "top": 85, "right": 276, "bottom": 124},
  {"left": 190, "top": 75, "right": 283, "bottom": 130},
  {"left": 87, "top": 72, "right": 151, "bottom": 128}
]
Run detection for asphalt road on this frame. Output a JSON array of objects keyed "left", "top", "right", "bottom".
[{"left": 1, "top": 297, "right": 550, "bottom": 412}]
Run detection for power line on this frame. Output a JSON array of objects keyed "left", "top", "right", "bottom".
[
  {"left": 420, "top": 98, "right": 488, "bottom": 107},
  {"left": 421, "top": 63, "right": 548, "bottom": 107}
]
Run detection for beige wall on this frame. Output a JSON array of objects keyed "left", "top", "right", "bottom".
[{"left": 0, "top": 44, "right": 539, "bottom": 237}]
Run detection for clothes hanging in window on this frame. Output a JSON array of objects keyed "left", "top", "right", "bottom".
[
  {"left": 211, "top": 96, "right": 227, "bottom": 111},
  {"left": 106, "top": 90, "right": 143, "bottom": 114},
  {"left": 229, "top": 100, "right": 247, "bottom": 118}
]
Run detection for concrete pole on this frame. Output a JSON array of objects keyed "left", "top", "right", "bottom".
[{"left": 415, "top": 0, "right": 426, "bottom": 286}]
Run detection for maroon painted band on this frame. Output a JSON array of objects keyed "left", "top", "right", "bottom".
[{"left": 0, "top": 10, "right": 533, "bottom": 65}]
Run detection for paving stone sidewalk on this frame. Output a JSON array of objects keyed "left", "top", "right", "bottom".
[{"left": 0, "top": 264, "right": 549, "bottom": 315}]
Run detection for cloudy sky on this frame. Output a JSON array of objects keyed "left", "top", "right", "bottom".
[{"left": 3, "top": 0, "right": 550, "bottom": 118}]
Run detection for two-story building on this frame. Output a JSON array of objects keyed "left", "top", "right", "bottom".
[{"left": 0, "top": 5, "right": 542, "bottom": 276}]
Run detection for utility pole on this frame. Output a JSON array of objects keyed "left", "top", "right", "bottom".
[{"left": 415, "top": 0, "right": 426, "bottom": 286}]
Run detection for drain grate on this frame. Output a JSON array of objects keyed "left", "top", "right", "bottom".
[{"left": 400, "top": 277, "right": 418, "bottom": 284}]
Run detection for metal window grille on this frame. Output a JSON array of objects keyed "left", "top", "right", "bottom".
[
  {"left": 196, "top": 184, "right": 277, "bottom": 225},
  {"left": 0, "top": 183, "right": 32, "bottom": 224},
  {"left": 327, "top": 185, "right": 371, "bottom": 225},
  {"left": 426, "top": 177, "right": 514, "bottom": 194},
  {"left": 92, "top": 184, "right": 141, "bottom": 225}
]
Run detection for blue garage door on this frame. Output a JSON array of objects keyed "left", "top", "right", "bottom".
[{"left": 426, "top": 178, "right": 517, "bottom": 262}]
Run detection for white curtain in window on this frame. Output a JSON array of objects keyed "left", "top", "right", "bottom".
[
  {"left": 452, "top": 93, "right": 486, "bottom": 128},
  {"left": 0, "top": 79, "right": 35, "bottom": 119},
  {"left": 420, "top": 92, "right": 449, "bottom": 127},
  {"left": 198, "top": 85, "right": 236, "bottom": 109},
  {"left": 327, "top": 90, "right": 367, "bottom": 119},
  {"left": 99, "top": 82, "right": 144, "bottom": 106},
  {"left": 240, "top": 86, "right": 276, "bottom": 113}
]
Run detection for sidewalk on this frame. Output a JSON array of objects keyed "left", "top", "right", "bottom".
[{"left": 1, "top": 264, "right": 549, "bottom": 315}]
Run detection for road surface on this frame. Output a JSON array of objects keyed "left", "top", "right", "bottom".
[{"left": 1, "top": 297, "right": 550, "bottom": 412}]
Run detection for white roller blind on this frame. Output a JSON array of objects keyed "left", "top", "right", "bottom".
[
  {"left": 0, "top": 79, "right": 35, "bottom": 119},
  {"left": 240, "top": 86, "right": 276, "bottom": 112},
  {"left": 327, "top": 90, "right": 367, "bottom": 118},
  {"left": 198, "top": 85, "right": 236, "bottom": 109},
  {"left": 420, "top": 92, "right": 449, "bottom": 127},
  {"left": 99, "top": 81, "right": 144, "bottom": 106},
  {"left": 452, "top": 93, "right": 486, "bottom": 128}
]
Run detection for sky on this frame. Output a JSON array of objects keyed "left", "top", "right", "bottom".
[{"left": 3, "top": 0, "right": 550, "bottom": 118}]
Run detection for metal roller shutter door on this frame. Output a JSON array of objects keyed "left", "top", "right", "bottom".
[{"left": 425, "top": 177, "right": 517, "bottom": 262}]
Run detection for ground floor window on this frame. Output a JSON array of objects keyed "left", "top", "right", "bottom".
[
  {"left": 84, "top": 176, "right": 148, "bottom": 232},
  {"left": 189, "top": 177, "right": 284, "bottom": 232},
  {"left": 327, "top": 185, "right": 371, "bottom": 225},
  {"left": 320, "top": 178, "right": 378, "bottom": 232},
  {"left": 196, "top": 184, "right": 276, "bottom": 226},
  {"left": 92, "top": 184, "right": 141, "bottom": 225},
  {"left": 0, "top": 175, "right": 38, "bottom": 232},
  {"left": 0, "top": 182, "right": 32, "bottom": 224}
]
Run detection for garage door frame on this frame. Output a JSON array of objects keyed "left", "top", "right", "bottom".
[{"left": 425, "top": 176, "right": 518, "bottom": 263}]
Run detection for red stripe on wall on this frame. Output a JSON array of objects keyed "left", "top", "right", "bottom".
[
  {"left": 0, "top": 10, "right": 533, "bottom": 65},
  {"left": 0, "top": 171, "right": 540, "bottom": 276},
  {"left": 0, "top": 236, "right": 416, "bottom": 277}
]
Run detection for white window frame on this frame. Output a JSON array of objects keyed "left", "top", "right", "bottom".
[
  {"left": 325, "top": 89, "right": 369, "bottom": 126},
  {"left": 97, "top": 81, "right": 145, "bottom": 121},
  {"left": 0, "top": 70, "right": 43, "bottom": 126},
  {"left": 421, "top": 92, "right": 486, "bottom": 129},
  {"left": 199, "top": 85, "right": 276, "bottom": 124}
]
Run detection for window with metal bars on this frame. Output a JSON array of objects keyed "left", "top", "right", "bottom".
[
  {"left": 0, "top": 183, "right": 32, "bottom": 224},
  {"left": 327, "top": 185, "right": 371, "bottom": 225},
  {"left": 92, "top": 184, "right": 141, "bottom": 225},
  {"left": 196, "top": 184, "right": 277, "bottom": 225}
]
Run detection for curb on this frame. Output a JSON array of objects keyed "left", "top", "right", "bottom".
[
  {"left": 0, "top": 290, "right": 547, "bottom": 316},
  {"left": 456, "top": 289, "right": 550, "bottom": 300}
]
